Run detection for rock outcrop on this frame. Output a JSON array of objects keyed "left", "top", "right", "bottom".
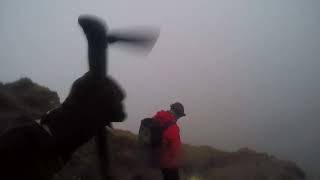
[{"left": 0, "top": 78, "right": 60, "bottom": 132}]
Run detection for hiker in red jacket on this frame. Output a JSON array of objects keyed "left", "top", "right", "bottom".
[{"left": 153, "top": 102, "right": 186, "bottom": 180}]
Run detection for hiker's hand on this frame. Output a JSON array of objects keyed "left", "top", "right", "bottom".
[
  {"left": 40, "top": 72, "right": 126, "bottom": 160},
  {"left": 64, "top": 71, "right": 126, "bottom": 124}
]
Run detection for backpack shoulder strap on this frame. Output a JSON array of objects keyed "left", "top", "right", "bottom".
[{"left": 162, "top": 120, "right": 176, "bottom": 131}]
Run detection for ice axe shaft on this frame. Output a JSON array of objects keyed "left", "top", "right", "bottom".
[{"left": 79, "top": 15, "right": 111, "bottom": 180}]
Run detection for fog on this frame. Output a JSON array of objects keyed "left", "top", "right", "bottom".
[{"left": 1, "top": 0, "right": 319, "bottom": 178}]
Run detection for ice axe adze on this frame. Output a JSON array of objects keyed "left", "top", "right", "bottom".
[{"left": 78, "top": 15, "right": 159, "bottom": 180}]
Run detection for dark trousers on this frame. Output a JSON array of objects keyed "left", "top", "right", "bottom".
[{"left": 161, "top": 168, "right": 180, "bottom": 180}]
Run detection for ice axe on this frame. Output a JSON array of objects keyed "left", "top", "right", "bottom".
[{"left": 78, "top": 15, "right": 159, "bottom": 180}]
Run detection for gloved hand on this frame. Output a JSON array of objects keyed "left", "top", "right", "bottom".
[
  {"left": 63, "top": 71, "right": 126, "bottom": 123},
  {"left": 41, "top": 72, "right": 126, "bottom": 161}
]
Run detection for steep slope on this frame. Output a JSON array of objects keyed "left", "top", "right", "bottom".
[{"left": 56, "top": 129, "right": 305, "bottom": 180}]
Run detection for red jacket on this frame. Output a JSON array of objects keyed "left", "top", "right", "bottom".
[{"left": 153, "top": 110, "right": 181, "bottom": 168}]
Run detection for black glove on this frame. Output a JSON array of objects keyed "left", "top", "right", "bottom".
[
  {"left": 41, "top": 72, "right": 126, "bottom": 161},
  {"left": 63, "top": 71, "right": 126, "bottom": 123}
]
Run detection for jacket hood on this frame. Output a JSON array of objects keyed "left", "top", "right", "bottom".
[{"left": 153, "top": 110, "right": 176, "bottom": 126}]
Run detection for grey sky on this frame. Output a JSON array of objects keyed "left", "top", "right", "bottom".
[{"left": 1, "top": 0, "right": 320, "bottom": 178}]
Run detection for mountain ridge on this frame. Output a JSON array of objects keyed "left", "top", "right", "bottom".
[{"left": 0, "top": 78, "right": 306, "bottom": 180}]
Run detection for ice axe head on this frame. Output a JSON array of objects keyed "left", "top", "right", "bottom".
[
  {"left": 78, "top": 15, "right": 108, "bottom": 49},
  {"left": 78, "top": 15, "right": 159, "bottom": 53},
  {"left": 108, "top": 27, "right": 159, "bottom": 53}
]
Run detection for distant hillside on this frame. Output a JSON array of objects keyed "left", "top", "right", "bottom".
[{"left": 0, "top": 78, "right": 306, "bottom": 180}]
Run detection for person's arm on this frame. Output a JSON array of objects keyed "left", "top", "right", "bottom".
[
  {"left": 0, "top": 119, "right": 63, "bottom": 179},
  {"left": 164, "top": 125, "right": 182, "bottom": 167},
  {"left": 0, "top": 72, "right": 126, "bottom": 179}
]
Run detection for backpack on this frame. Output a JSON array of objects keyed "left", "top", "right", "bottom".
[
  {"left": 138, "top": 118, "right": 175, "bottom": 167},
  {"left": 138, "top": 118, "right": 175, "bottom": 148}
]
